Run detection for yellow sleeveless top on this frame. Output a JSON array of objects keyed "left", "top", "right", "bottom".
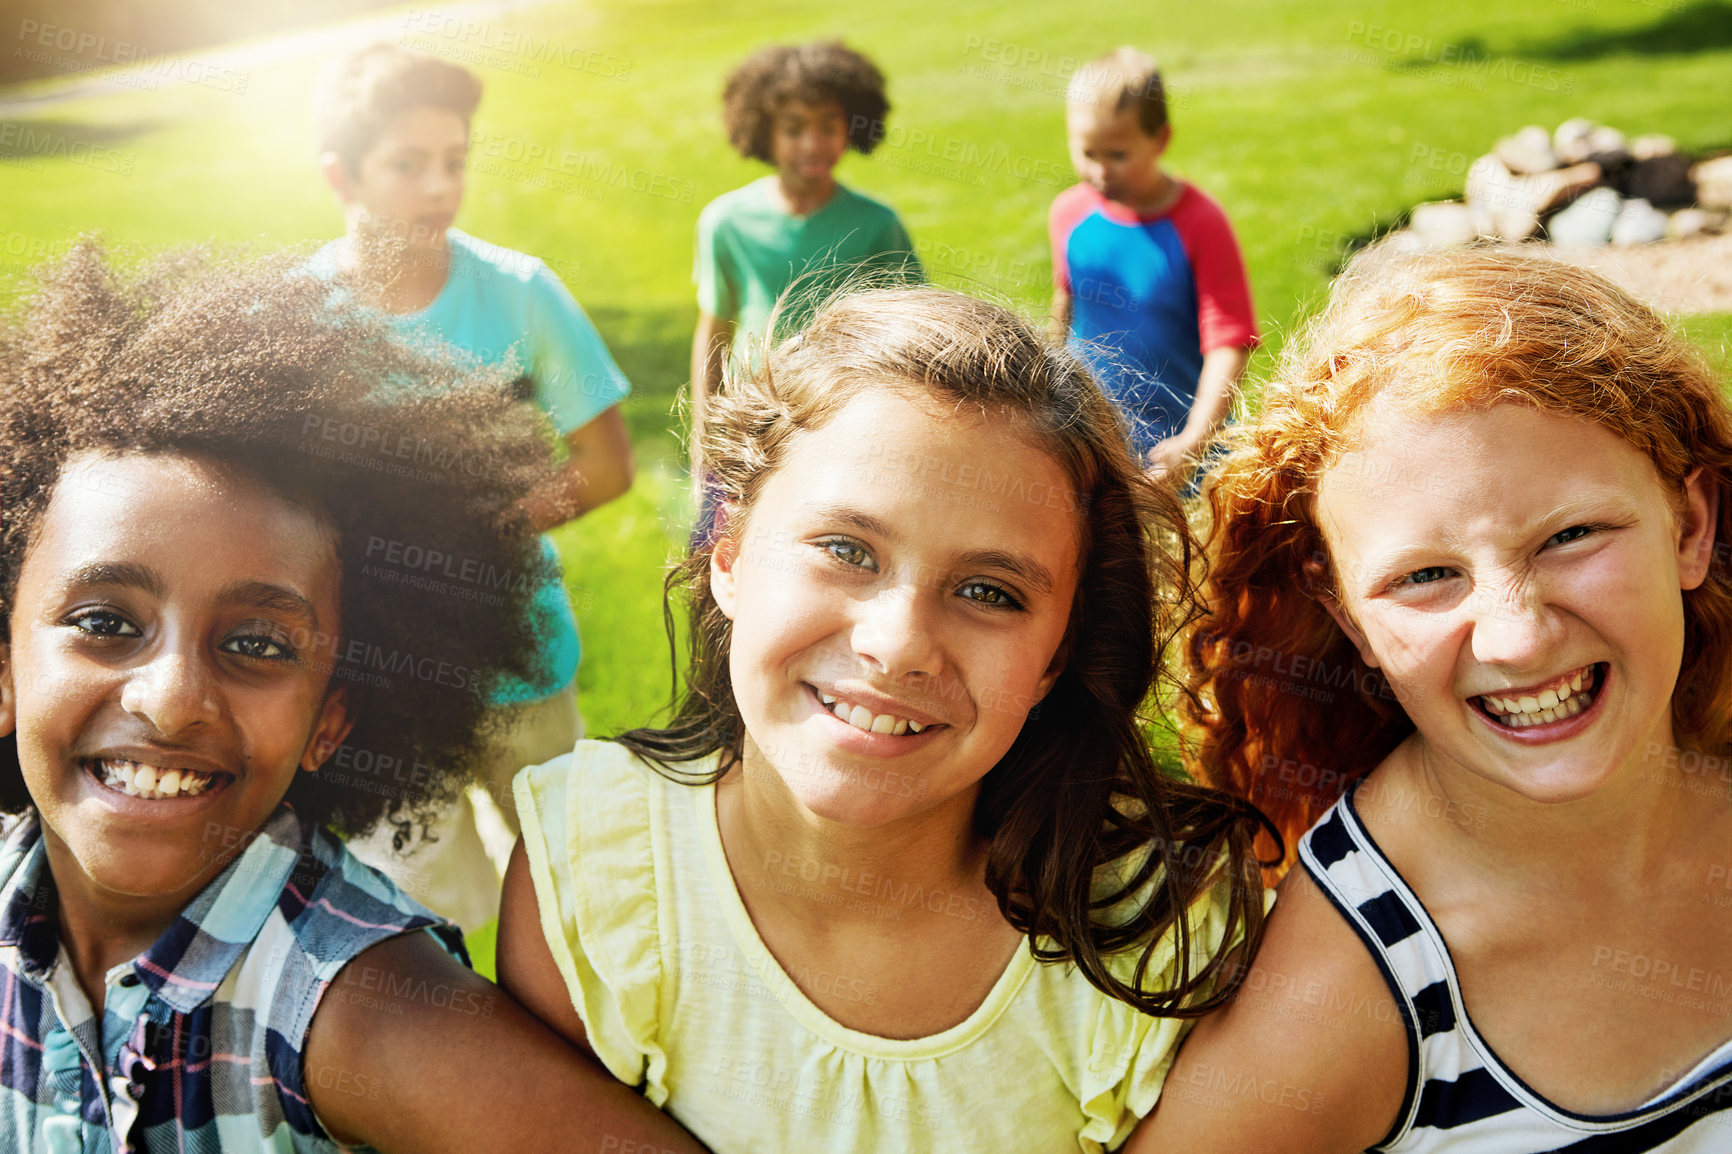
[{"left": 515, "top": 740, "right": 1245, "bottom": 1153}]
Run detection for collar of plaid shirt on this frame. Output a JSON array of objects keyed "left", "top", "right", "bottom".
[{"left": 0, "top": 805, "right": 449, "bottom": 1153}]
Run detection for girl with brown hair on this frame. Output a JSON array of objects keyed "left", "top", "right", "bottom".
[{"left": 499, "top": 284, "right": 1271, "bottom": 1152}]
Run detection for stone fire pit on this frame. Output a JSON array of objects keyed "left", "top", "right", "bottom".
[{"left": 1383, "top": 120, "right": 1732, "bottom": 314}]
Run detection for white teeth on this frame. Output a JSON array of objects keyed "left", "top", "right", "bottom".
[
  {"left": 94, "top": 758, "right": 216, "bottom": 800},
  {"left": 1479, "top": 665, "right": 1599, "bottom": 726},
  {"left": 821, "top": 694, "right": 926, "bottom": 737}
]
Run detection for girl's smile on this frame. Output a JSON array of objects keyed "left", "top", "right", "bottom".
[
  {"left": 0, "top": 452, "right": 353, "bottom": 905},
  {"left": 1316, "top": 402, "right": 1718, "bottom": 803},
  {"left": 712, "top": 386, "right": 1082, "bottom": 828}
]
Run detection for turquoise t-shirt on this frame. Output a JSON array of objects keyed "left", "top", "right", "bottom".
[
  {"left": 694, "top": 178, "right": 923, "bottom": 363},
  {"left": 310, "top": 229, "right": 631, "bottom": 702}
]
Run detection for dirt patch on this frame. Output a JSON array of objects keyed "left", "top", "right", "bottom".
[{"left": 1500, "top": 234, "right": 1732, "bottom": 315}]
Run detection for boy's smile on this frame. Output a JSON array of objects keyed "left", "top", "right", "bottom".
[
  {"left": 712, "top": 387, "right": 1081, "bottom": 828},
  {"left": 769, "top": 98, "right": 847, "bottom": 206},
  {"left": 0, "top": 452, "right": 352, "bottom": 909},
  {"left": 1316, "top": 402, "right": 1718, "bottom": 804}
]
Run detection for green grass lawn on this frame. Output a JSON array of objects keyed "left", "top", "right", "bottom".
[{"left": 4, "top": 0, "right": 1730, "bottom": 744}]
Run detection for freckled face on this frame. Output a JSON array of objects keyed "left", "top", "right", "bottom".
[
  {"left": 711, "top": 387, "right": 1083, "bottom": 827},
  {"left": 1315, "top": 403, "right": 1716, "bottom": 804},
  {"left": 0, "top": 453, "right": 352, "bottom": 905}
]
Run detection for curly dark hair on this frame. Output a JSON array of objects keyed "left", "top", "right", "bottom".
[
  {"left": 0, "top": 240, "right": 555, "bottom": 842},
  {"left": 620, "top": 285, "right": 1276, "bottom": 1018},
  {"left": 722, "top": 40, "right": 889, "bottom": 163}
]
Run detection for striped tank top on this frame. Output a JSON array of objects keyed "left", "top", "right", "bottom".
[{"left": 1299, "top": 787, "right": 1732, "bottom": 1152}]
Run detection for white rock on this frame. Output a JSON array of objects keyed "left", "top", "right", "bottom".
[
  {"left": 1496, "top": 125, "right": 1557, "bottom": 175},
  {"left": 1547, "top": 187, "right": 1622, "bottom": 246},
  {"left": 1630, "top": 134, "right": 1677, "bottom": 161},
  {"left": 1611, "top": 198, "right": 1668, "bottom": 245},
  {"left": 1554, "top": 117, "right": 1597, "bottom": 164},
  {"left": 1408, "top": 201, "right": 1479, "bottom": 248},
  {"left": 1587, "top": 125, "right": 1629, "bottom": 164},
  {"left": 1666, "top": 207, "right": 1725, "bottom": 240},
  {"left": 1693, "top": 156, "right": 1732, "bottom": 210},
  {"left": 1467, "top": 156, "right": 1604, "bottom": 241}
]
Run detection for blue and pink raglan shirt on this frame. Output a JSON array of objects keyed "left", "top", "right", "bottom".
[{"left": 1049, "top": 182, "right": 1258, "bottom": 456}]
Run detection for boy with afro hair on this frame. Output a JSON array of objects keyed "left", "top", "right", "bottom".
[{"left": 690, "top": 40, "right": 923, "bottom": 437}]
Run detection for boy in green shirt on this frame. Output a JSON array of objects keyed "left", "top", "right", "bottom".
[{"left": 690, "top": 41, "right": 923, "bottom": 436}]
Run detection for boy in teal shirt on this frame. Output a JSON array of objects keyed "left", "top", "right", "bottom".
[
  {"left": 690, "top": 41, "right": 922, "bottom": 431},
  {"left": 311, "top": 43, "right": 633, "bottom": 933}
]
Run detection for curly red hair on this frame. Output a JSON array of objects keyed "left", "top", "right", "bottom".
[{"left": 1185, "top": 247, "right": 1732, "bottom": 874}]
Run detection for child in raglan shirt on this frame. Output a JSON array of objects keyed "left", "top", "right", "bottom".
[{"left": 1050, "top": 47, "right": 1258, "bottom": 480}]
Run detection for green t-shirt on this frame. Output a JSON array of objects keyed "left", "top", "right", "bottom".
[{"left": 694, "top": 178, "right": 923, "bottom": 362}]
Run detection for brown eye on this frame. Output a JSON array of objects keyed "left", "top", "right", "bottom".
[
  {"left": 821, "top": 539, "right": 874, "bottom": 570},
  {"left": 958, "top": 581, "right": 1023, "bottom": 610},
  {"left": 222, "top": 633, "right": 295, "bottom": 661},
  {"left": 69, "top": 609, "right": 140, "bottom": 637}
]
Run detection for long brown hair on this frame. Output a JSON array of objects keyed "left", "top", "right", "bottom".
[
  {"left": 1186, "top": 247, "right": 1732, "bottom": 872},
  {"left": 622, "top": 285, "right": 1273, "bottom": 1017}
]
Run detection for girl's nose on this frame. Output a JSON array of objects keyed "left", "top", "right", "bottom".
[
  {"left": 119, "top": 648, "right": 220, "bottom": 737},
  {"left": 850, "top": 585, "right": 943, "bottom": 683},
  {"left": 1467, "top": 576, "right": 1565, "bottom": 670}
]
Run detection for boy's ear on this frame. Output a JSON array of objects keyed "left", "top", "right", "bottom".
[
  {"left": 0, "top": 645, "right": 13, "bottom": 739},
  {"left": 1320, "top": 595, "right": 1380, "bottom": 670},
  {"left": 319, "top": 151, "right": 357, "bottom": 204},
  {"left": 301, "top": 687, "right": 355, "bottom": 774},
  {"left": 709, "top": 505, "right": 740, "bottom": 621},
  {"left": 1677, "top": 467, "right": 1721, "bottom": 591},
  {"left": 1151, "top": 122, "right": 1173, "bottom": 156}
]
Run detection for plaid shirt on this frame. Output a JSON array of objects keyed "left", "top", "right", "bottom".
[{"left": 0, "top": 806, "right": 464, "bottom": 1153}]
